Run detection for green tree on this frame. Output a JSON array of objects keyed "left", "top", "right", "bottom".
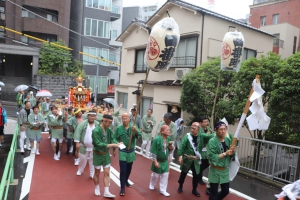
[
  {"left": 38, "top": 40, "right": 85, "bottom": 76},
  {"left": 180, "top": 57, "right": 234, "bottom": 125}
]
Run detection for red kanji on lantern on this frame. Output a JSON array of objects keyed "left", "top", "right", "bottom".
[{"left": 208, "top": 0, "right": 215, "bottom": 5}]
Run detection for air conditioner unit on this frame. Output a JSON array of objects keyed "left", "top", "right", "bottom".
[{"left": 175, "top": 68, "right": 189, "bottom": 80}]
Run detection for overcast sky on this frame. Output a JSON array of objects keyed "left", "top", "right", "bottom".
[{"left": 123, "top": 0, "right": 253, "bottom": 20}]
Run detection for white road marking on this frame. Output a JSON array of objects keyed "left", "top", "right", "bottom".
[
  {"left": 19, "top": 142, "right": 36, "bottom": 200},
  {"left": 110, "top": 166, "right": 134, "bottom": 186}
]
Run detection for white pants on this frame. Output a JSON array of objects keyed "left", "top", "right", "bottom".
[
  {"left": 168, "top": 143, "right": 175, "bottom": 161},
  {"left": 78, "top": 151, "right": 94, "bottom": 177},
  {"left": 149, "top": 172, "right": 169, "bottom": 193},
  {"left": 141, "top": 140, "right": 151, "bottom": 155},
  {"left": 19, "top": 131, "right": 26, "bottom": 151}
]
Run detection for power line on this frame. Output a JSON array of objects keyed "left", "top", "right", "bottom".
[{"left": 6, "top": 0, "right": 121, "bottom": 51}]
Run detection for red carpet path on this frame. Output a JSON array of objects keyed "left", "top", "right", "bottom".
[{"left": 29, "top": 135, "right": 245, "bottom": 200}]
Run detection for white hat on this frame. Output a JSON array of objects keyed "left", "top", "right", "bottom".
[{"left": 133, "top": 103, "right": 137, "bottom": 107}]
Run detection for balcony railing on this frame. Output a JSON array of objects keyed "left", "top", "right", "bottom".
[
  {"left": 111, "top": 5, "right": 119, "bottom": 14},
  {"left": 170, "top": 56, "right": 196, "bottom": 68},
  {"left": 253, "top": 0, "right": 284, "bottom": 5},
  {"left": 273, "top": 38, "right": 284, "bottom": 48}
]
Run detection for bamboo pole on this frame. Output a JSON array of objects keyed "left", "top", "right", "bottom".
[
  {"left": 230, "top": 74, "right": 260, "bottom": 148},
  {"left": 210, "top": 73, "right": 221, "bottom": 128},
  {"left": 127, "top": 69, "right": 150, "bottom": 150}
]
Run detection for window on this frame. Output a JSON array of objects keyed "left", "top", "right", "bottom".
[
  {"left": 85, "top": 18, "right": 110, "bottom": 38},
  {"left": 141, "top": 97, "right": 153, "bottom": 117},
  {"left": 86, "top": 0, "right": 111, "bottom": 11},
  {"left": 21, "top": 9, "right": 35, "bottom": 18},
  {"left": 109, "top": 79, "right": 115, "bottom": 85},
  {"left": 293, "top": 36, "right": 297, "bottom": 54},
  {"left": 21, "top": 36, "right": 35, "bottom": 43},
  {"left": 117, "top": 92, "right": 128, "bottom": 109},
  {"left": 272, "top": 14, "right": 279, "bottom": 25},
  {"left": 109, "top": 53, "right": 116, "bottom": 62},
  {"left": 111, "top": 30, "right": 117, "bottom": 38},
  {"left": 47, "top": 14, "right": 58, "bottom": 22},
  {"left": 242, "top": 48, "right": 257, "bottom": 61},
  {"left": 172, "top": 37, "right": 197, "bottom": 68},
  {"left": 83, "top": 46, "right": 109, "bottom": 66},
  {"left": 0, "top": 7, "right": 4, "bottom": 20},
  {"left": 88, "top": 76, "right": 108, "bottom": 94},
  {"left": 260, "top": 16, "right": 266, "bottom": 26},
  {"left": 135, "top": 49, "right": 146, "bottom": 72}
]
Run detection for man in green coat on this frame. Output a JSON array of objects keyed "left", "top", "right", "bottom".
[
  {"left": 207, "top": 121, "right": 235, "bottom": 200},
  {"left": 74, "top": 111, "right": 99, "bottom": 178},
  {"left": 177, "top": 122, "right": 214, "bottom": 197},
  {"left": 16, "top": 90, "right": 24, "bottom": 114},
  {"left": 28, "top": 106, "right": 44, "bottom": 155},
  {"left": 92, "top": 114, "right": 121, "bottom": 198},
  {"left": 92, "top": 106, "right": 103, "bottom": 124},
  {"left": 18, "top": 101, "right": 33, "bottom": 153},
  {"left": 140, "top": 109, "right": 156, "bottom": 157},
  {"left": 149, "top": 125, "right": 173, "bottom": 197},
  {"left": 198, "top": 116, "right": 215, "bottom": 185},
  {"left": 155, "top": 113, "right": 177, "bottom": 161},
  {"left": 114, "top": 113, "right": 141, "bottom": 196},
  {"left": 48, "top": 105, "right": 64, "bottom": 161},
  {"left": 41, "top": 97, "right": 51, "bottom": 116}
]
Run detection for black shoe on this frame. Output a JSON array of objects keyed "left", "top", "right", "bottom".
[
  {"left": 206, "top": 188, "right": 210, "bottom": 195},
  {"left": 177, "top": 186, "right": 183, "bottom": 193},
  {"left": 198, "top": 180, "right": 205, "bottom": 185},
  {"left": 192, "top": 190, "right": 201, "bottom": 197},
  {"left": 120, "top": 188, "right": 125, "bottom": 196},
  {"left": 125, "top": 181, "right": 132, "bottom": 187}
]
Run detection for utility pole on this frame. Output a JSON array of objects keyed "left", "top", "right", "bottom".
[{"left": 95, "top": 64, "right": 99, "bottom": 104}]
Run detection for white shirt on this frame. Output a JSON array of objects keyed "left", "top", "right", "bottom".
[
  {"left": 46, "top": 102, "right": 50, "bottom": 110},
  {"left": 84, "top": 123, "right": 95, "bottom": 151}
]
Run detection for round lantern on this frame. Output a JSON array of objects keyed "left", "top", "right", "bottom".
[
  {"left": 145, "top": 17, "right": 180, "bottom": 72},
  {"left": 221, "top": 30, "right": 244, "bottom": 72}
]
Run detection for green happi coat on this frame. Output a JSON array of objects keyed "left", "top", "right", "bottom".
[
  {"left": 47, "top": 114, "right": 64, "bottom": 139},
  {"left": 178, "top": 132, "right": 214, "bottom": 174},
  {"left": 114, "top": 123, "right": 141, "bottom": 163},
  {"left": 156, "top": 121, "right": 177, "bottom": 141},
  {"left": 66, "top": 115, "right": 87, "bottom": 139},
  {"left": 28, "top": 113, "right": 44, "bottom": 140},
  {"left": 73, "top": 119, "right": 99, "bottom": 154},
  {"left": 150, "top": 135, "right": 170, "bottom": 174},
  {"left": 109, "top": 116, "right": 120, "bottom": 134},
  {"left": 18, "top": 108, "right": 33, "bottom": 134},
  {"left": 41, "top": 102, "right": 51, "bottom": 116},
  {"left": 199, "top": 127, "right": 215, "bottom": 159},
  {"left": 207, "top": 136, "right": 233, "bottom": 184},
  {"left": 142, "top": 115, "right": 156, "bottom": 141},
  {"left": 95, "top": 113, "right": 103, "bottom": 124},
  {"left": 92, "top": 125, "right": 117, "bottom": 166}
]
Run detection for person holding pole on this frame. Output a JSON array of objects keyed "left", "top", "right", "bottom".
[
  {"left": 114, "top": 113, "right": 141, "bottom": 196},
  {"left": 207, "top": 121, "right": 236, "bottom": 200}
]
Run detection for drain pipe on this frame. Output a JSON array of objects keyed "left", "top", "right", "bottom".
[{"left": 200, "top": 11, "right": 205, "bottom": 65}]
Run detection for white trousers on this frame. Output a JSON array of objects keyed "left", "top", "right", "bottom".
[
  {"left": 149, "top": 172, "right": 169, "bottom": 193},
  {"left": 168, "top": 143, "right": 175, "bottom": 161},
  {"left": 141, "top": 140, "right": 151, "bottom": 155},
  {"left": 78, "top": 151, "right": 94, "bottom": 176},
  {"left": 19, "top": 131, "right": 26, "bottom": 151}
]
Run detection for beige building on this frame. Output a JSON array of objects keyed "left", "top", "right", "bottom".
[{"left": 115, "top": 0, "right": 273, "bottom": 135}]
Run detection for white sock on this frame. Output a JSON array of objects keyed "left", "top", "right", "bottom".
[{"left": 104, "top": 187, "right": 109, "bottom": 193}]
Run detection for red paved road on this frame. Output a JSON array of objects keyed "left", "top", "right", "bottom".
[{"left": 29, "top": 135, "right": 245, "bottom": 200}]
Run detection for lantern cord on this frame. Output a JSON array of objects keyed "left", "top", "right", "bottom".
[
  {"left": 127, "top": 68, "right": 150, "bottom": 150},
  {"left": 166, "top": 10, "right": 170, "bottom": 17}
]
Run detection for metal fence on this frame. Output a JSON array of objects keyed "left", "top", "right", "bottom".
[
  {"left": 182, "top": 126, "right": 300, "bottom": 184},
  {"left": 0, "top": 125, "right": 19, "bottom": 200}
]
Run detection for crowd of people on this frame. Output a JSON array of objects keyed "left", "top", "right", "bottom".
[{"left": 15, "top": 89, "right": 237, "bottom": 199}]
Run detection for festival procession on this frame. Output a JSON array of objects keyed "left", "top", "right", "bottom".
[{"left": 0, "top": 0, "right": 300, "bottom": 200}]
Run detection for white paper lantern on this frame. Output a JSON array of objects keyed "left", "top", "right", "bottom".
[
  {"left": 221, "top": 30, "right": 244, "bottom": 72},
  {"left": 145, "top": 17, "right": 180, "bottom": 72}
]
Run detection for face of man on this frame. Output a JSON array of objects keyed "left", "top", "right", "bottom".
[
  {"left": 87, "top": 114, "right": 95, "bottom": 123},
  {"left": 52, "top": 107, "right": 58, "bottom": 115},
  {"left": 200, "top": 119, "right": 209, "bottom": 129},
  {"left": 161, "top": 126, "right": 171, "bottom": 136},
  {"left": 163, "top": 117, "right": 171, "bottom": 124},
  {"left": 122, "top": 115, "right": 130, "bottom": 126},
  {"left": 75, "top": 111, "right": 82, "bottom": 118},
  {"left": 33, "top": 107, "right": 39, "bottom": 114},
  {"left": 131, "top": 110, "right": 136, "bottom": 116},
  {"left": 92, "top": 107, "right": 98, "bottom": 113},
  {"left": 190, "top": 122, "right": 200, "bottom": 136},
  {"left": 216, "top": 125, "right": 227, "bottom": 139},
  {"left": 26, "top": 95, "right": 30, "bottom": 99},
  {"left": 46, "top": 98, "right": 50, "bottom": 103},
  {"left": 102, "top": 118, "right": 112, "bottom": 129},
  {"left": 147, "top": 110, "right": 152, "bottom": 117},
  {"left": 25, "top": 102, "right": 31, "bottom": 109}
]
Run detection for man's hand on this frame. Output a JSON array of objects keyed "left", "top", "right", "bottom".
[
  {"left": 132, "top": 126, "right": 137, "bottom": 133},
  {"left": 36, "top": 121, "right": 40, "bottom": 125},
  {"left": 76, "top": 142, "right": 80, "bottom": 151},
  {"left": 168, "top": 144, "right": 174, "bottom": 151},
  {"left": 230, "top": 146, "right": 236, "bottom": 152},
  {"left": 20, "top": 126, "right": 25, "bottom": 132},
  {"left": 154, "top": 161, "right": 160, "bottom": 168},
  {"left": 178, "top": 156, "right": 182, "bottom": 165},
  {"left": 225, "top": 149, "right": 233, "bottom": 156},
  {"left": 113, "top": 149, "right": 116, "bottom": 157},
  {"left": 140, "top": 128, "right": 142, "bottom": 132}
]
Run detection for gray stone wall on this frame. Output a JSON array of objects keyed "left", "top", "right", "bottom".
[{"left": 33, "top": 75, "right": 87, "bottom": 101}]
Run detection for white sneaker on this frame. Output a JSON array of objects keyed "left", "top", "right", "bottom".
[
  {"left": 74, "top": 158, "right": 79, "bottom": 166},
  {"left": 31, "top": 149, "right": 35, "bottom": 154},
  {"left": 172, "top": 157, "right": 175, "bottom": 160},
  {"left": 20, "top": 149, "right": 25, "bottom": 154},
  {"left": 104, "top": 191, "right": 115, "bottom": 198},
  {"left": 36, "top": 149, "right": 40, "bottom": 155},
  {"left": 160, "top": 191, "right": 170, "bottom": 197},
  {"left": 94, "top": 185, "right": 101, "bottom": 196},
  {"left": 76, "top": 170, "right": 81, "bottom": 176},
  {"left": 69, "top": 146, "right": 73, "bottom": 153},
  {"left": 48, "top": 136, "right": 51, "bottom": 139},
  {"left": 53, "top": 155, "right": 59, "bottom": 161},
  {"left": 149, "top": 184, "right": 154, "bottom": 190},
  {"left": 57, "top": 151, "right": 61, "bottom": 158},
  {"left": 27, "top": 147, "right": 32, "bottom": 151}
]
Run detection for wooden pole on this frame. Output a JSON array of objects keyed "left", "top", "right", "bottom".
[
  {"left": 127, "top": 69, "right": 150, "bottom": 150},
  {"left": 230, "top": 74, "right": 260, "bottom": 148},
  {"left": 210, "top": 73, "right": 221, "bottom": 128}
]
